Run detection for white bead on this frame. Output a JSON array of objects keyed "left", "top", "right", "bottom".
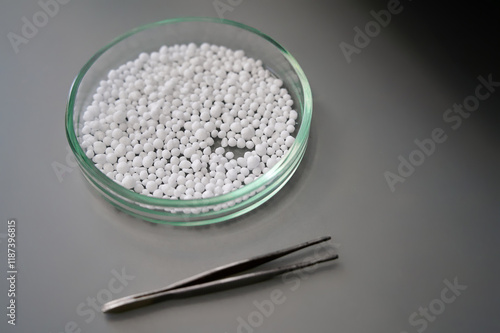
[
  {"left": 113, "top": 110, "right": 126, "bottom": 123},
  {"left": 122, "top": 175, "right": 135, "bottom": 189},
  {"left": 236, "top": 138, "right": 246, "bottom": 149},
  {"left": 222, "top": 183, "right": 234, "bottom": 193},
  {"left": 93, "top": 154, "right": 107, "bottom": 165},
  {"left": 179, "top": 160, "right": 191, "bottom": 169},
  {"left": 195, "top": 128, "right": 208, "bottom": 141},
  {"left": 224, "top": 94, "right": 235, "bottom": 104},
  {"left": 210, "top": 105, "right": 222, "bottom": 118},
  {"left": 153, "top": 138, "right": 163, "bottom": 149},
  {"left": 255, "top": 143, "right": 266, "bottom": 156},
  {"left": 267, "top": 156, "right": 278, "bottom": 168},
  {"left": 114, "top": 143, "right": 126, "bottom": 157},
  {"left": 241, "top": 127, "right": 255, "bottom": 140},
  {"left": 227, "top": 169, "right": 238, "bottom": 181},
  {"left": 146, "top": 180, "right": 157, "bottom": 192},
  {"left": 111, "top": 128, "right": 123, "bottom": 139},
  {"left": 106, "top": 153, "right": 117, "bottom": 164},
  {"left": 166, "top": 139, "right": 179, "bottom": 150},
  {"left": 275, "top": 122, "right": 286, "bottom": 133},
  {"left": 230, "top": 122, "right": 242, "bottom": 133},
  {"left": 93, "top": 141, "right": 106, "bottom": 154},
  {"left": 247, "top": 156, "right": 260, "bottom": 170},
  {"left": 183, "top": 147, "right": 195, "bottom": 158},
  {"left": 192, "top": 159, "right": 202, "bottom": 172},
  {"left": 144, "top": 143, "right": 154, "bottom": 153},
  {"left": 242, "top": 82, "right": 251, "bottom": 92},
  {"left": 142, "top": 156, "right": 153, "bottom": 168},
  {"left": 237, "top": 157, "right": 247, "bottom": 167},
  {"left": 132, "top": 156, "right": 142, "bottom": 168}
]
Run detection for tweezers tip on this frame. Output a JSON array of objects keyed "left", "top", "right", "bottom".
[
  {"left": 101, "top": 302, "right": 115, "bottom": 313},
  {"left": 101, "top": 299, "right": 126, "bottom": 313}
]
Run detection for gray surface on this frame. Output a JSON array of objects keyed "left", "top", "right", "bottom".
[{"left": 1, "top": 1, "right": 499, "bottom": 332}]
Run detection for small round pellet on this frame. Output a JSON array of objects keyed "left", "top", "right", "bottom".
[{"left": 81, "top": 43, "right": 298, "bottom": 200}]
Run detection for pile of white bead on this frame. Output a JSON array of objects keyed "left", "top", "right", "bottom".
[{"left": 80, "top": 43, "right": 298, "bottom": 200}]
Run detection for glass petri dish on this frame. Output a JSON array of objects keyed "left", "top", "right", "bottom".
[{"left": 65, "top": 17, "right": 312, "bottom": 226}]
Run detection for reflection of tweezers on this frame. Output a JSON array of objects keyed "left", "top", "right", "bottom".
[{"left": 102, "top": 236, "right": 338, "bottom": 313}]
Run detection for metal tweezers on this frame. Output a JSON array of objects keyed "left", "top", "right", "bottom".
[{"left": 102, "top": 236, "right": 338, "bottom": 313}]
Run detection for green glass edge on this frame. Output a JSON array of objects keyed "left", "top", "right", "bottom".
[{"left": 65, "top": 16, "right": 312, "bottom": 211}]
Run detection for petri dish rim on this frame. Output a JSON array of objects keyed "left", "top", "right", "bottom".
[{"left": 65, "top": 17, "right": 312, "bottom": 221}]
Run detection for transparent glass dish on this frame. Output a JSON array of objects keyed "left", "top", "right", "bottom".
[{"left": 65, "top": 17, "right": 312, "bottom": 226}]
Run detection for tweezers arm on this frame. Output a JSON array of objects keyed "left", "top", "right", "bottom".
[
  {"left": 102, "top": 253, "right": 338, "bottom": 313},
  {"left": 164, "top": 235, "right": 332, "bottom": 290},
  {"left": 105, "top": 236, "right": 332, "bottom": 303}
]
